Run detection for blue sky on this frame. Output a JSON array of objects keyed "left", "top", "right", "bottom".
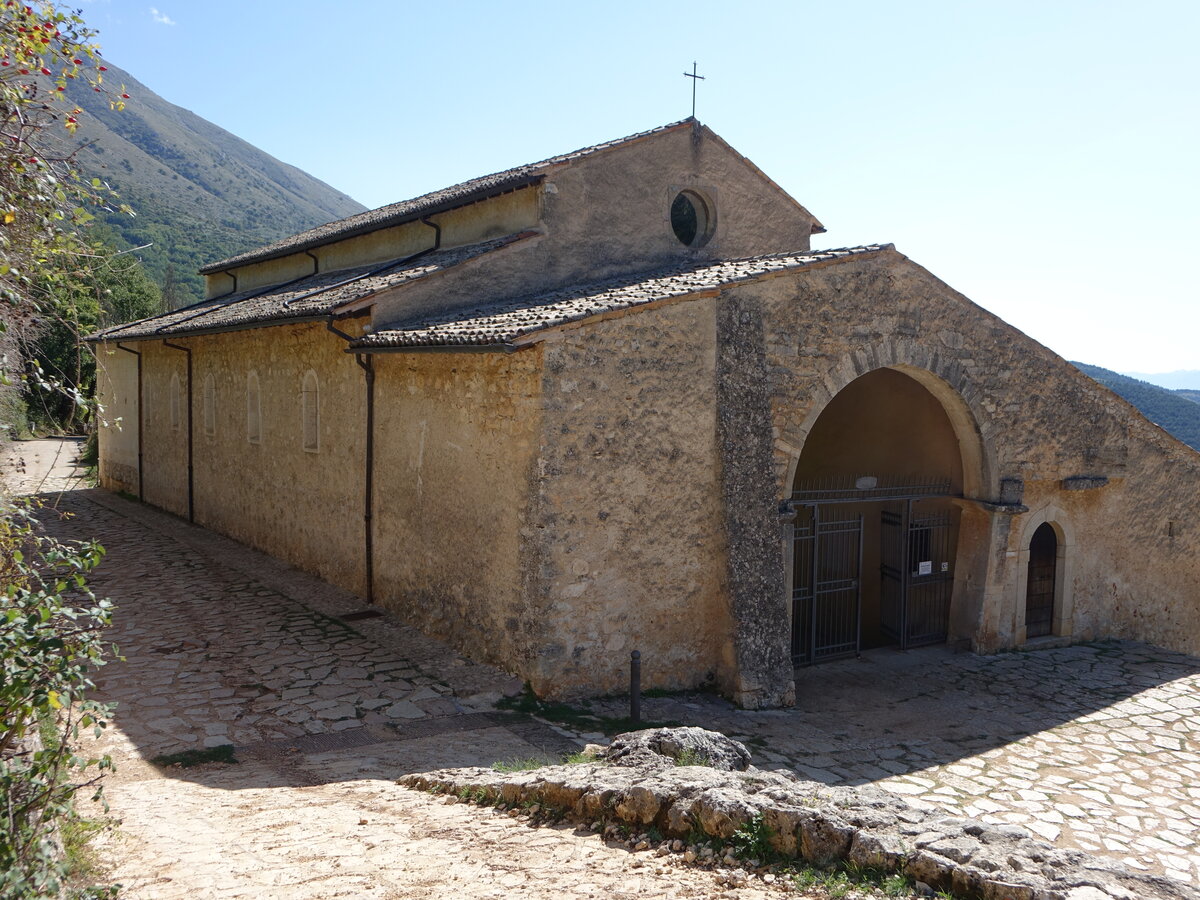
[{"left": 78, "top": 0, "right": 1199, "bottom": 380}]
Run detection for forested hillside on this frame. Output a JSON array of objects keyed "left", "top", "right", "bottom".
[
  {"left": 58, "top": 60, "right": 366, "bottom": 307},
  {"left": 1072, "top": 362, "right": 1200, "bottom": 451}
]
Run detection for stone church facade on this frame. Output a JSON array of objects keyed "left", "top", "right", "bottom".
[{"left": 92, "top": 120, "right": 1200, "bottom": 708}]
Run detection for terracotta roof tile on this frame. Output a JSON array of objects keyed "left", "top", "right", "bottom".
[
  {"left": 91, "top": 233, "right": 532, "bottom": 342},
  {"left": 354, "top": 244, "right": 892, "bottom": 350}
]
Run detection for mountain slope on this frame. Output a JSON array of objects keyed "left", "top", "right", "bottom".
[
  {"left": 61, "top": 60, "right": 366, "bottom": 306},
  {"left": 1072, "top": 362, "right": 1200, "bottom": 451}
]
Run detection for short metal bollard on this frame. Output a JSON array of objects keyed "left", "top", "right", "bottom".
[{"left": 630, "top": 649, "right": 641, "bottom": 724}]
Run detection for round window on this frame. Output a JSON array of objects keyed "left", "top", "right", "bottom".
[{"left": 670, "top": 190, "right": 712, "bottom": 247}]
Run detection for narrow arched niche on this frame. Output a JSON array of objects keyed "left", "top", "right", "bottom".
[
  {"left": 1025, "top": 523, "right": 1058, "bottom": 638},
  {"left": 246, "top": 371, "right": 262, "bottom": 445},
  {"left": 202, "top": 374, "right": 216, "bottom": 438},
  {"left": 301, "top": 370, "right": 319, "bottom": 453}
]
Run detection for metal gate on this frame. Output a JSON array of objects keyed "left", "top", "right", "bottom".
[
  {"left": 791, "top": 505, "right": 863, "bottom": 665},
  {"left": 880, "top": 502, "right": 955, "bottom": 649}
]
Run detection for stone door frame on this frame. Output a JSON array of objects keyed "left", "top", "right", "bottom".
[{"left": 1013, "top": 506, "right": 1076, "bottom": 644}]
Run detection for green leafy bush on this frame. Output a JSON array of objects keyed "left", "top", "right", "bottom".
[{"left": 0, "top": 498, "right": 116, "bottom": 899}]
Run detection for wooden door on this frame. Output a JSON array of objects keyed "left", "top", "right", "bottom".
[{"left": 1025, "top": 523, "right": 1057, "bottom": 638}]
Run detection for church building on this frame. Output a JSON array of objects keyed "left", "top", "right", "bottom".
[{"left": 91, "top": 120, "right": 1200, "bottom": 708}]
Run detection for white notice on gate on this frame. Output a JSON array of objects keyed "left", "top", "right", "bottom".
[{"left": 918, "top": 561, "right": 933, "bottom": 576}]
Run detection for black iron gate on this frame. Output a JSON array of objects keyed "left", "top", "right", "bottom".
[
  {"left": 791, "top": 505, "right": 863, "bottom": 666},
  {"left": 880, "top": 501, "right": 954, "bottom": 649}
]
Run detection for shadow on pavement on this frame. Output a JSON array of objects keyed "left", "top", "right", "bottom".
[
  {"left": 34, "top": 484, "right": 1200, "bottom": 795},
  {"left": 578, "top": 639, "right": 1200, "bottom": 785}
]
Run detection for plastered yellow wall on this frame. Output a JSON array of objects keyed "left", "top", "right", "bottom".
[
  {"left": 95, "top": 343, "right": 140, "bottom": 495},
  {"left": 205, "top": 188, "right": 540, "bottom": 298},
  {"left": 185, "top": 322, "right": 369, "bottom": 591},
  {"left": 99, "top": 323, "right": 368, "bottom": 590},
  {"left": 97, "top": 323, "right": 550, "bottom": 683},
  {"left": 136, "top": 341, "right": 189, "bottom": 517}
]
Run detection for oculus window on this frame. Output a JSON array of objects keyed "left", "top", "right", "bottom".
[{"left": 670, "top": 189, "right": 714, "bottom": 247}]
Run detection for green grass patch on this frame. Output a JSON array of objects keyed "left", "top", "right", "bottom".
[
  {"left": 491, "top": 748, "right": 607, "bottom": 772},
  {"left": 729, "top": 813, "right": 777, "bottom": 862},
  {"left": 491, "top": 755, "right": 561, "bottom": 773},
  {"left": 562, "top": 749, "right": 605, "bottom": 765},
  {"left": 152, "top": 745, "right": 238, "bottom": 768},
  {"left": 61, "top": 814, "right": 120, "bottom": 898},
  {"left": 784, "top": 861, "right": 941, "bottom": 898},
  {"left": 674, "top": 748, "right": 712, "bottom": 767}
]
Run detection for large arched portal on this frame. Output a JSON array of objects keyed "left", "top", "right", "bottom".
[{"left": 787, "top": 367, "right": 976, "bottom": 664}]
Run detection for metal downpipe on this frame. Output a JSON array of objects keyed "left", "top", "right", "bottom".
[{"left": 322, "top": 214, "right": 441, "bottom": 605}]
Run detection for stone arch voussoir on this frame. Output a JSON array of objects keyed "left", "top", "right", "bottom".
[{"left": 777, "top": 341, "right": 999, "bottom": 502}]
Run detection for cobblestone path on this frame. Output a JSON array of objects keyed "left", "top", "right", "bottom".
[
  {"left": 15, "top": 462, "right": 1200, "bottom": 896},
  {"left": 39, "top": 488, "right": 786, "bottom": 899},
  {"left": 582, "top": 643, "right": 1200, "bottom": 888}
]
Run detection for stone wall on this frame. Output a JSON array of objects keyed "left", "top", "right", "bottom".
[
  {"left": 750, "top": 250, "right": 1200, "bottom": 658},
  {"left": 370, "top": 348, "right": 544, "bottom": 677},
  {"left": 713, "top": 291, "right": 794, "bottom": 708},
  {"left": 403, "top": 742, "right": 1195, "bottom": 900},
  {"left": 531, "top": 298, "right": 732, "bottom": 699},
  {"left": 99, "top": 324, "right": 550, "bottom": 683},
  {"left": 102, "top": 323, "right": 369, "bottom": 592},
  {"left": 371, "top": 123, "right": 820, "bottom": 331}
]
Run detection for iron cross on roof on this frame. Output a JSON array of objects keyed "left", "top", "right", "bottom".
[{"left": 683, "top": 61, "right": 705, "bottom": 118}]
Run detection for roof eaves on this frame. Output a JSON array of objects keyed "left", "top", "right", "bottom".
[
  {"left": 88, "top": 313, "right": 341, "bottom": 344},
  {"left": 199, "top": 176, "right": 541, "bottom": 275}
]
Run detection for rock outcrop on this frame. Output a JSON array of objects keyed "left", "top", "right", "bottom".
[
  {"left": 602, "top": 726, "right": 752, "bottom": 771},
  {"left": 400, "top": 728, "right": 1195, "bottom": 900}
]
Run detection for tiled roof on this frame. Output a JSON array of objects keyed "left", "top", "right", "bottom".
[
  {"left": 91, "top": 233, "right": 533, "bottom": 342},
  {"left": 354, "top": 244, "right": 893, "bottom": 350},
  {"left": 199, "top": 120, "right": 698, "bottom": 275}
]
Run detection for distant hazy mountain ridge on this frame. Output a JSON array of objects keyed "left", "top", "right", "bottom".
[
  {"left": 1122, "top": 370, "right": 1200, "bottom": 391},
  {"left": 1073, "top": 362, "right": 1200, "bottom": 451},
  {"left": 64, "top": 61, "right": 366, "bottom": 307}
]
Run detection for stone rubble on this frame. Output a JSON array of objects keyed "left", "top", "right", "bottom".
[{"left": 402, "top": 728, "right": 1199, "bottom": 900}]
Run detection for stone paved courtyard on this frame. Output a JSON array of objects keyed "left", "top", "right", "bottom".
[
  {"left": 5, "top": 440, "right": 1198, "bottom": 897},
  {"left": 580, "top": 642, "right": 1200, "bottom": 887}
]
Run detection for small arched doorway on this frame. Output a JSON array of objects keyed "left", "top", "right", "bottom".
[
  {"left": 787, "top": 367, "right": 978, "bottom": 664},
  {"left": 1025, "top": 523, "right": 1058, "bottom": 638}
]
